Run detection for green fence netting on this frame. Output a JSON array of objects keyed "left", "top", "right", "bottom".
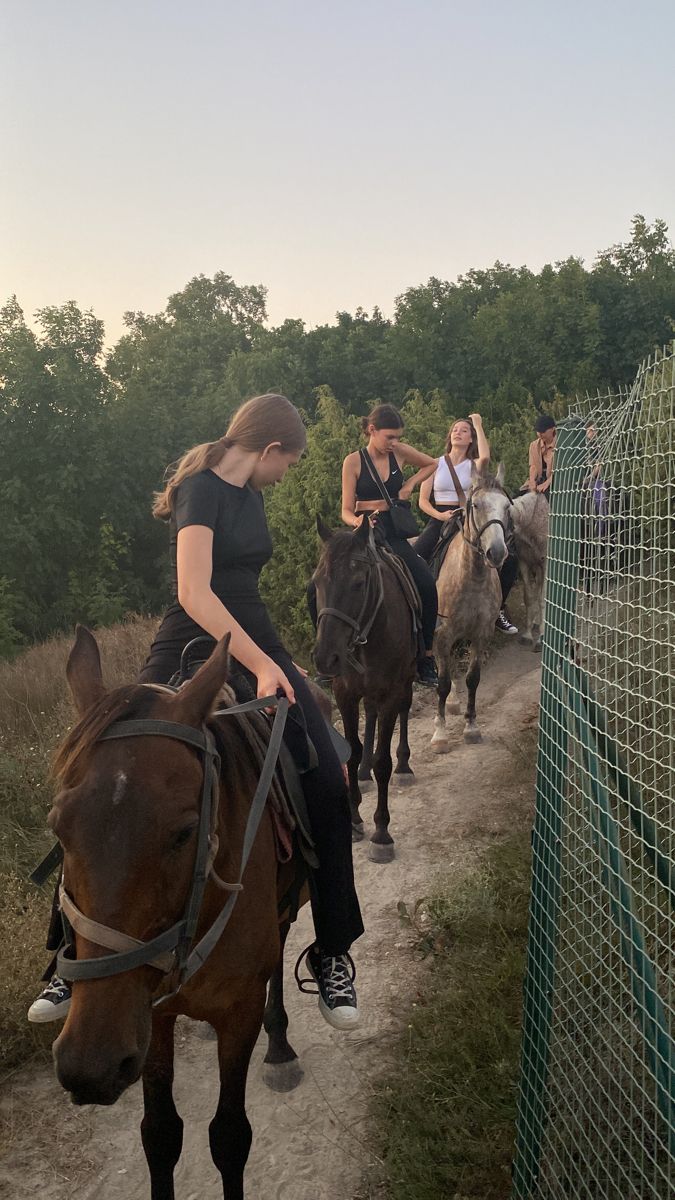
[{"left": 513, "top": 345, "right": 675, "bottom": 1198}]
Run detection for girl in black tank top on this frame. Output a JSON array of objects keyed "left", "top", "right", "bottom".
[{"left": 339, "top": 404, "right": 440, "bottom": 686}]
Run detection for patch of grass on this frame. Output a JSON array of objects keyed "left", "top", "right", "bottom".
[
  {"left": 0, "top": 616, "right": 157, "bottom": 1077},
  {"left": 364, "top": 835, "right": 531, "bottom": 1200}
]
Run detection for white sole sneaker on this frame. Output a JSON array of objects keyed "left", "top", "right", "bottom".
[
  {"left": 27, "top": 992, "right": 71, "bottom": 1024},
  {"left": 318, "top": 996, "right": 360, "bottom": 1031}
]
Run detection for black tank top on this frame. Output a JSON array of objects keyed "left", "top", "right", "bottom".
[{"left": 355, "top": 450, "right": 403, "bottom": 501}]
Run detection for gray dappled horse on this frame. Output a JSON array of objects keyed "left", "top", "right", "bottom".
[
  {"left": 511, "top": 492, "right": 549, "bottom": 651},
  {"left": 431, "top": 464, "right": 511, "bottom": 753}
]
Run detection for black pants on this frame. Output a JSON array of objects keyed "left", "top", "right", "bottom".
[
  {"left": 377, "top": 513, "right": 438, "bottom": 651},
  {"left": 139, "top": 645, "right": 364, "bottom": 956},
  {"left": 415, "top": 504, "right": 460, "bottom": 562}
]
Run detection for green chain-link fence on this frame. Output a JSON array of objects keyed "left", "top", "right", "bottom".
[{"left": 513, "top": 345, "right": 675, "bottom": 1198}]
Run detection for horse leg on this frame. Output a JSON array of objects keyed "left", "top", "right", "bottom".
[
  {"left": 357, "top": 706, "right": 376, "bottom": 791},
  {"left": 431, "top": 661, "right": 452, "bottom": 754},
  {"left": 394, "top": 693, "right": 415, "bottom": 785},
  {"left": 369, "top": 703, "right": 398, "bottom": 863},
  {"left": 140, "top": 1015, "right": 183, "bottom": 1200},
  {"left": 463, "top": 648, "right": 482, "bottom": 743},
  {"left": 210, "top": 991, "right": 266, "bottom": 1200},
  {"left": 262, "top": 918, "right": 303, "bottom": 1093},
  {"left": 518, "top": 565, "right": 534, "bottom": 646},
  {"left": 340, "top": 692, "right": 365, "bottom": 838}
]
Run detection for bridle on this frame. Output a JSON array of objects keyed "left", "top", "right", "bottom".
[
  {"left": 316, "top": 542, "right": 384, "bottom": 673},
  {"left": 34, "top": 690, "right": 289, "bottom": 1007},
  {"left": 460, "top": 484, "right": 513, "bottom": 570}
]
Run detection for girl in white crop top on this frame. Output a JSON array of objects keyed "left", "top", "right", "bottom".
[{"left": 414, "top": 414, "right": 490, "bottom": 561}]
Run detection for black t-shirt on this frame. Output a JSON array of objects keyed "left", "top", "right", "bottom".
[
  {"left": 169, "top": 469, "right": 273, "bottom": 601},
  {"left": 143, "top": 469, "right": 284, "bottom": 671}
]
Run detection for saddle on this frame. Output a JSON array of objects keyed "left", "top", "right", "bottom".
[
  {"left": 373, "top": 537, "right": 424, "bottom": 655},
  {"left": 170, "top": 645, "right": 319, "bottom": 876},
  {"left": 428, "top": 511, "right": 463, "bottom": 580}
]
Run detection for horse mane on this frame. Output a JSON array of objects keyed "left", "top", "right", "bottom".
[
  {"left": 314, "top": 529, "right": 358, "bottom": 577},
  {"left": 52, "top": 684, "right": 157, "bottom": 786}
]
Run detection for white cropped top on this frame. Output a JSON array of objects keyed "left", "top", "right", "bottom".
[{"left": 433, "top": 455, "right": 474, "bottom": 505}]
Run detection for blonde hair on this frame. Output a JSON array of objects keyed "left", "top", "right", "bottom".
[{"left": 152, "top": 393, "right": 306, "bottom": 519}]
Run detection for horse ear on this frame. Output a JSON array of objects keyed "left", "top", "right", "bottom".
[
  {"left": 66, "top": 625, "right": 106, "bottom": 716},
  {"left": 171, "top": 634, "right": 232, "bottom": 725},
  {"left": 354, "top": 513, "right": 371, "bottom": 543},
  {"left": 495, "top": 462, "right": 505, "bottom": 486},
  {"left": 316, "top": 515, "right": 333, "bottom": 543}
]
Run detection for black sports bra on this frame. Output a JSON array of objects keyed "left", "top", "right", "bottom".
[{"left": 355, "top": 450, "right": 403, "bottom": 502}]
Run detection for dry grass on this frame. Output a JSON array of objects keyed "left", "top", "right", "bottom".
[{"left": 0, "top": 616, "right": 158, "bottom": 1078}]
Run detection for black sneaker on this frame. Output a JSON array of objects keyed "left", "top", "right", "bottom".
[
  {"left": 27, "top": 976, "right": 71, "bottom": 1024},
  {"left": 295, "top": 944, "right": 359, "bottom": 1030},
  {"left": 417, "top": 656, "right": 439, "bottom": 687},
  {"left": 495, "top": 610, "right": 518, "bottom": 635}
]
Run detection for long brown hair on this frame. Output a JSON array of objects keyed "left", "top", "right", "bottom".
[
  {"left": 444, "top": 418, "right": 478, "bottom": 460},
  {"left": 153, "top": 393, "right": 306, "bottom": 519}
]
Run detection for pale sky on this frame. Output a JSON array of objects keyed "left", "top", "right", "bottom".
[{"left": 3, "top": 1, "right": 674, "bottom": 349}]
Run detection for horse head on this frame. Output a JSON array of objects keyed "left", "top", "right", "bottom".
[
  {"left": 465, "top": 462, "right": 512, "bottom": 570},
  {"left": 51, "top": 627, "right": 231, "bottom": 1106},
  {"left": 312, "top": 515, "right": 379, "bottom": 677}
]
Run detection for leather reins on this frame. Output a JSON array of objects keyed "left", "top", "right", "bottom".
[{"left": 316, "top": 543, "right": 384, "bottom": 673}]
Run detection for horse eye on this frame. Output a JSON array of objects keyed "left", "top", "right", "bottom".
[{"left": 171, "top": 824, "right": 197, "bottom": 852}]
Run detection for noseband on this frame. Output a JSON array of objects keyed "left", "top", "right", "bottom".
[
  {"left": 461, "top": 485, "right": 513, "bottom": 569},
  {"left": 316, "top": 543, "right": 384, "bottom": 673},
  {"left": 42, "top": 691, "right": 289, "bottom": 1005}
]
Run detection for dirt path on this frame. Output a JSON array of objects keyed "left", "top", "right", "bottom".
[{"left": 0, "top": 640, "right": 540, "bottom": 1200}]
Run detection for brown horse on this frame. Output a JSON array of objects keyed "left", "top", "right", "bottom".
[
  {"left": 312, "top": 515, "right": 417, "bottom": 863},
  {"left": 49, "top": 627, "right": 306, "bottom": 1200}
]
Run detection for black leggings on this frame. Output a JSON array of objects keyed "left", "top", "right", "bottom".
[
  {"left": 376, "top": 513, "right": 437, "bottom": 651},
  {"left": 415, "top": 504, "right": 460, "bottom": 562}
]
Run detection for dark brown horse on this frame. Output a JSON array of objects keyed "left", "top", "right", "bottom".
[
  {"left": 49, "top": 627, "right": 306, "bottom": 1200},
  {"left": 312, "top": 516, "right": 417, "bottom": 863}
]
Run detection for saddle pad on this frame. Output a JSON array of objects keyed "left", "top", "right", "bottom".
[
  {"left": 376, "top": 544, "right": 422, "bottom": 620},
  {"left": 429, "top": 512, "right": 462, "bottom": 579},
  {"left": 211, "top": 703, "right": 319, "bottom": 871}
]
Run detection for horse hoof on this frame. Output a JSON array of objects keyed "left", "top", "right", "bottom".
[
  {"left": 463, "top": 727, "right": 482, "bottom": 744},
  {"left": 430, "top": 738, "right": 450, "bottom": 754},
  {"left": 351, "top": 823, "right": 365, "bottom": 842},
  {"left": 394, "top": 772, "right": 415, "bottom": 788},
  {"left": 368, "top": 841, "right": 395, "bottom": 864},
  {"left": 518, "top": 635, "right": 533, "bottom": 646},
  {"left": 358, "top": 778, "right": 373, "bottom": 793},
  {"left": 533, "top": 640, "right": 542, "bottom": 653},
  {"left": 262, "top": 1059, "right": 304, "bottom": 1093}
]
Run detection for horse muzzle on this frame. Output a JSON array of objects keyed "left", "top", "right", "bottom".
[{"left": 54, "top": 1000, "right": 151, "bottom": 1106}]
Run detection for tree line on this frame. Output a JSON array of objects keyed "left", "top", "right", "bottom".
[{"left": 1, "top": 215, "right": 673, "bottom": 658}]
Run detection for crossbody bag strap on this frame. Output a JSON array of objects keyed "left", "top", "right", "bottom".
[
  {"left": 360, "top": 448, "right": 394, "bottom": 508},
  {"left": 444, "top": 455, "right": 468, "bottom": 509}
]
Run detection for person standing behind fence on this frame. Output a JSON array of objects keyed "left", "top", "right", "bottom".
[{"left": 526, "top": 414, "right": 557, "bottom": 497}]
